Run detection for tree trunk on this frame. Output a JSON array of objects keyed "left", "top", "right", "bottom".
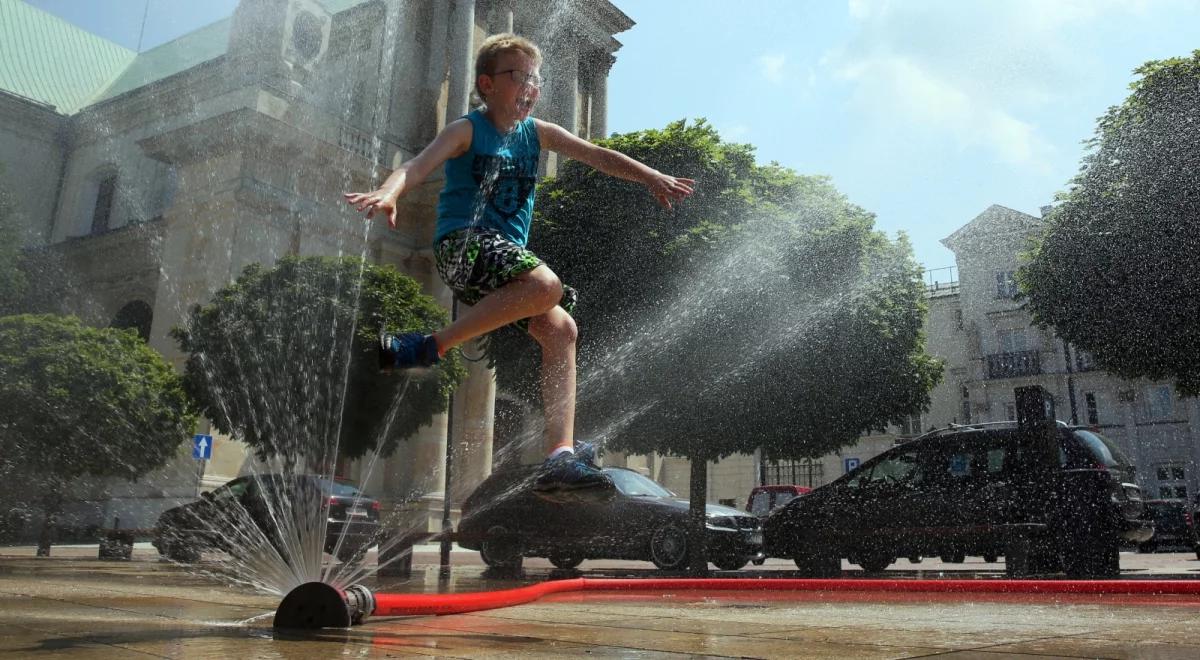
[
  {"left": 687, "top": 455, "right": 709, "bottom": 576},
  {"left": 36, "top": 487, "right": 63, "bottom": 557}
]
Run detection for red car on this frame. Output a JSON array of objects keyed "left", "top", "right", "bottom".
[{"left": 747, "top": 485, "right": 812, "bottom": 517}]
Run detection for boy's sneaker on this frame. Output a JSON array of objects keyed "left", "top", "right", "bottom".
[
  {"left": 532, "top": 443, "right": 615, "bottom": 503},
  {"left": 378, "top": 331, "right": 439, "bottom": 371}
]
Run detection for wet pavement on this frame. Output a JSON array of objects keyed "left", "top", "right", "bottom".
[{"left": 2, "top": 545, "right": 1200, "bottom": 658}]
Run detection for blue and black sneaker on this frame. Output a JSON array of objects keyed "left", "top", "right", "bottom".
[
  {"left": 532, "top": 443, "right": 616, "bottom": 503},
  {"left": 378, "top": 331, "right": 440, "bottom": 372}
]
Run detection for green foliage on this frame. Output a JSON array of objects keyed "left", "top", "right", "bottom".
[
  {"left": 0, "top": 314, "right": 196, "bottom": 482},
  {"left": 1020, "top": 50, "right": 1200, "bottom": 395},
  {"left": 172, "top": 256, "right": 466, "bottom": 463},
  {"left": 493, "top": 119, "right": 941, "bottom": 461}
]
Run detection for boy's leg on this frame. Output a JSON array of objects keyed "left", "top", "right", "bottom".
[
  {"left": 433, "top": 265, "right": 563, "bottom": 353},
  {"left": 526, "top": 306, "right": 577, "bottom": 455}
]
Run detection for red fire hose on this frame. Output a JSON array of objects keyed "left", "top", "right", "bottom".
[{"left": 371, "top": 577, "right": 1200, "bottom": 617}]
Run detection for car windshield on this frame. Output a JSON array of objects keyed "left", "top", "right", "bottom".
[
  {"left": 315, "top": 478, "right": 363, "bottom": 497},
  {"left": 1073, "top": 430, "right": 1132, "bottom": 468},
  {"left": 607, "top": 469, "right": 674, "bottom": 498}
]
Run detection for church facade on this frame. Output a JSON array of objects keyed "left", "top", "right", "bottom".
[{"left": 0, "top": 0, "right": 632, "bottom": 534}]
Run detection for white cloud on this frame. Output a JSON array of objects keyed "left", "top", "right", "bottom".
[
  {"left": 756, "top": 54, "right": 787, "bottom": 84},
  {"left": 836, "top": 55, "right": 1050, "bottom": 169}
]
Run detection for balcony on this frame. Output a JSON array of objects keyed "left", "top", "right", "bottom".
[{"left": 986, "top": 350, "right": 1042, "bottom": 379}]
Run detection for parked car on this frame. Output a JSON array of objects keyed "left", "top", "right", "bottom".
[
  {"left": 763, "top": 422, "right": 1152, "bottom": 578},
  {"left": 747, "top": 485, "right": 812, "bottom": 517},
  {"left": 457, "top": 465, "right": 763, "bottom": 571},
  {"left": 153, "top": 473, "right": 380, "bottom": 563},
  {"left": 1137, "top": 499, "right": 1196, "bottom": 554}
]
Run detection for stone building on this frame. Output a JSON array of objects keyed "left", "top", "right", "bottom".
[{"left": 0, "top": 0, "right": 631, "bottom": 534}]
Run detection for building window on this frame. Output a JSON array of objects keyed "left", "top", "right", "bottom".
[
  {"left": 1155, "top": 463, "right": 1188, "bottom": 499},
  {"left": 764, "top": 459, "right": 822, "bottom": 488},
  {"left": 954, "top": 309, "right": 964, "bottom": 330},
  {"left": 1146, "top": 385, "right": 1174, "bottom": 420},
  {"left": 91, "top": 174, "right": 117, "bottom": 234},
  {"left": 995, "top": 270, "right": 1018, "bottom": 299},
  {"left": 1075, "top": 349, "right": 1097, "bottom": 372},
  {"left": 997, "top": 328, "right": 1028, "bottom": 354},
  {"left": 1004, "top": 402, "right": 1017, "bottom": 421},
  {"left": 898, "top": 413, "right": 922, "bottom": 436},
  {"left": 1085, "top": 392, "right": 1099, "bottom": 426},
  {"left": 960, "top": 386, "right": 971, "bottom": 424}
]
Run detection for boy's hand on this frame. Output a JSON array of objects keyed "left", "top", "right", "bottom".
[
  {"left": 343, "top": 189, "right": 400, "bottom": 229},
  {"left": 646, "top": 173, "right": 695, "bottom": 210}
]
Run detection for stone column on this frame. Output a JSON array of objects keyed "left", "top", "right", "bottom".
[
  {"left": 446, "top": 0, "right": 477, "bottom": 123},
  {"left": 451, "top": 351, "right": 496, "bottom": 500},
  {"left": 588, "top": 52, "right": 612, "bottom": 140},
  {"left": 488, "top": 0, "right": 514, "bottom": 34}
]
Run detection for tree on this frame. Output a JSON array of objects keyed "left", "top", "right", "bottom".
[
  {"left": 0, "top": 314, "right": 197, "bottom": 554},
  {"left": 172, "top": 256, "right": 466, "bottom": 468},
  {"left": 492, "top": 120, "right": 942, "bottom": 571},
  {"left": 1020, "top": 50, "right": 1200, "bottom": 395}
]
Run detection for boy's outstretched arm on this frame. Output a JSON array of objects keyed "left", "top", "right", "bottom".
[
  {"left": 344, "top": 119, "right": 472, "bottom": 228},
  {"left": 535, "top": 120, "right": 695, "bottom": 210}
]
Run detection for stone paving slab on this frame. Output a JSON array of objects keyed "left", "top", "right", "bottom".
[{"left": 2, "top": 554, "right": 1200, "bottom": 659}]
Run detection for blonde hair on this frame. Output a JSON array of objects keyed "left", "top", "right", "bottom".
[{"left": 474, "top": 33, "right": 543, "bottom": 100}]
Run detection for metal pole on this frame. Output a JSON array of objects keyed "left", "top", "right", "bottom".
[{"left": 439, "top": 301, "right": 458, "bottom": 573}]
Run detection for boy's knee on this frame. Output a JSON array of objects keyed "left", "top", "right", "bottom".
[
  {"left": 527, "top": 269, "right": 564, "bottom": 309},
  {"left": 531, "top": 310, "right": 577, "bottom": 348}
]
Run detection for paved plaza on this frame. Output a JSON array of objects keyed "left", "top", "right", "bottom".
[{"left": 1, "top": 546, "right": 1200, "bottom": 658}]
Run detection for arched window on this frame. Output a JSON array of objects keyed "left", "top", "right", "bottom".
[
  {"left": 91, "top": 173, "right": 117, "bottom": 234},
  {"left": 111, "top": 300, "right": 153, "bottom": 341}
]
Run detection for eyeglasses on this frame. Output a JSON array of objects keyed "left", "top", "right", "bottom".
[{"left": 493, "top": 69, "right": 545, "bottom": 89}]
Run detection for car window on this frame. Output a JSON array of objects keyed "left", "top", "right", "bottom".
[
  {"left": 857, "top": 448, "right": 925, "bottom": 488},
  {"left": 210, "top": 478, "right": 250, "bottom": 502},
  {"left": 1071, "top": 430, "right": 1132, "bottom": 468},
  {"left": 750, "top": 492, "right": 771, "bottom": 515},
  {"left": 775, "top": 492, "right": 797, "bottom": 508},
  {"left": 607, "top": 469, "right": 673, "bottom": 497}
]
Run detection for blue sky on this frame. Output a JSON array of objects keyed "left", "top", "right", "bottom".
[{"left": 26, "top": 0, "right": 1200, "bottom": 271}]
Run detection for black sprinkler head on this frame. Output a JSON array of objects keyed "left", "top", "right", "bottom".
[{"left": 274, "top": 582, "right": 375, "bottom": 629}]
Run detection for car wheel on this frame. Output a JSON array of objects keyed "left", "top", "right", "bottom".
[
  {"left": 1137, "top": 542, "right": 1157, "bottom": 553},
  {"left": 751, "top": 557, "right": 766, "bottom": 565},
  {"left": 336, "top": 543, "right": 369, "bottom": 564},
  {"left": 712, "top": 556, "right": 748, "bottom": 571},
  {"left": 940, "top": 553, "right": 965, "bottom": 564},
  {"left": 649, "top": 524, "right": 688, "bottom": 571},
  {"left": 1194, "top": 546, "right": 1200, "bottom": 561},
  {"left": 907, "top": 555, "right": 922, "bottom": 564},
  {"left": 548, "top": 553, "right": 584, "bottom": 570},
  {"left": 480, "top": 525, "right": 523, "bottom": 570},
  {"left": 983, "top": 553, "right": 999, "bottom": 564},
  {"left": 793, "top": 549, "right": 840, "bottom": 577},
  {"left": 856, "top": 552, "right": 892, "bottom": 573}
]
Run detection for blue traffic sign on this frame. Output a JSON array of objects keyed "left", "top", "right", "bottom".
[
  {"left": 843, "top": 457, "right": 861, "bottom": 473},
  {"left": 193, "top": 434, "right": 213, "bottom": 460}
]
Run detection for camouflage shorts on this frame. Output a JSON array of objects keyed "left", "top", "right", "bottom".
[{"left": 433, "top": 228, "right": 577, "bottom": 331}]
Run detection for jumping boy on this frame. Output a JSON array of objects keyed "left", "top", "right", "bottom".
[{"left": 344, "top": 34, "right": 693, "bottom": 499}]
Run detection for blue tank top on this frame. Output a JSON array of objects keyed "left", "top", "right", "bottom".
[{"left": 435, "top": 110, "right": 540, "bottom": 246}]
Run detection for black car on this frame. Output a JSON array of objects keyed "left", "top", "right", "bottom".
[
  {"left": 1138, "top": 500, "right": 1196, "bottom": 553},
  {"left": 457, "top": 465, "right": 763, "bottom": 571},
  {"left": 764, "top": 422, "right": 1152, "bottom": 578},
  {"left": 153, "top": 473, "right": 380, "bottom": 563}
]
